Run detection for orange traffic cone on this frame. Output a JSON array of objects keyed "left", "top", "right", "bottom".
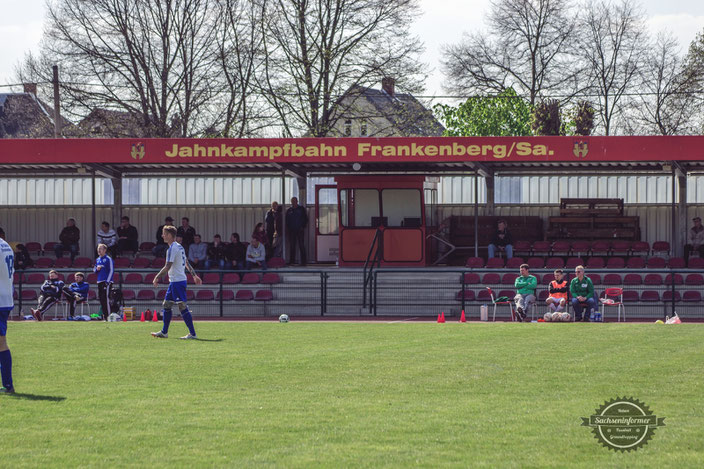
[
  {"left": 152, "top": 310, "right": 158, "bottom": 322},
  {"left": 460, "top": 310, "right": 466, "bottom": 323},
  {"left": 140, "top": 310, "right": 145, "bottom": 322},
  {"left": 437, "top": 312, "right": 446, "bottom": 323}
]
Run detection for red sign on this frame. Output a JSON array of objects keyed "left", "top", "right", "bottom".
[{"left": 1, "top": 136, "right": 703, "bottom": 164}]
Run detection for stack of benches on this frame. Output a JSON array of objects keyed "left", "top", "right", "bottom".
[{"left": 546, "top": 198, "right": 640, "bottom": 242}]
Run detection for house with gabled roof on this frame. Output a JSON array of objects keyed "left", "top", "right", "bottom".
[{"left": 0, "top": 84, "right": 79, "bottom": 138}]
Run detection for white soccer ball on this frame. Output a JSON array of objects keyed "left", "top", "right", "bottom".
[
  {"left": 560, "top": 312, "right": 571, "bottom": 322},
  {"left": 278, "top": 314, "right": 290, "bottom": 323},
  {"left": 108, "top": 313, "right": 121, "bottom": 322},
  {"left": 543, "top": 312, "right": 553, "bottom": 322},
  {"left": 551, "top": 312, "right": 562, "bottom": 322}
]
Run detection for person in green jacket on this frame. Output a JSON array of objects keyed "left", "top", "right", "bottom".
[
  {"left": 570, "top": 265, "right": 596, "bottom": 322},
  {"left": 514, "top": 264, "right": 537, "bottom": 321}
]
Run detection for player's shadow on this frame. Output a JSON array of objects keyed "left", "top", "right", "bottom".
[
  {"left": 195, "top": 338, "right": 224, "bottom": 342},
  {"left": 4, "top": 393, "right": 66, "bottom": 402}
]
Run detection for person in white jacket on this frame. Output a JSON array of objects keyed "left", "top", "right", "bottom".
[
  {"left": 96, "top": 222, "right": 118, "bottom": 257},
  {"left": 246, "top": 238, "right": 267, "bottom": 270}
]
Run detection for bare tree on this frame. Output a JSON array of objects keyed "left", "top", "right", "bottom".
[
  {"left": 629, "top": 33, "right": 697, "bottom": 135},
  {"left": 16, "top": 0, "right": 264, "bottom": 137},
  {"left": 257, "top": 0, "right": 426, "bottom": 137},
  {"left": 442, "top": 0, "right": 581, "bottom": 106},
  {"left": 577, "top": 0, "right": 647, "bottom": 135}
]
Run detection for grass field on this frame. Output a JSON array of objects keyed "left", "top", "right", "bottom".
[{"left": 1, "top": 320, "right": 703, "bottom": 468}]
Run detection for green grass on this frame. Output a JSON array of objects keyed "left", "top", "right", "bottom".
[{"left": 1, "top": 320, "right": 703, "bottom": 468}]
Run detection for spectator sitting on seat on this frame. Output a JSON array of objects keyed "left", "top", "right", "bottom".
[
  {"left": 116, "top": 216, "right": 139, "bottom": 255},
  {"left": 225, "top": 233, "right": 246, "bottom": 271},
  {"left": 546, "top": 269, "right": 568, "bottom": 314},
  {"left": 188, "top": 234, "right": 207, "bottom": 270},
  {"left": 488, "top": 219, "right": 513, "bottom": 259},
  {"left": 31, "top": 270, "right": 64, "bottom": 321},
  {"left": 177, "top": 217, "right": 196, "bottom": 251},
  {"left": 152, "top": 216, "right": 174, "bottom": 257},
  {"left": 570, "top": 265, "right": 596, "bottom": 322},
  {"left": 55, "top": 218, "right": 80, "bottom": 260},
  {"left": 13, "top": 243, "right": 33, "bottom": 270},
  {"left": 97, "top": 221, "right": 118, "bottom": 258},
  {"left": 246, "top": 237, "right": 267, "bottom": 270},
  {"left": 514, "top": 263, "right": 537, "bottom": 321},
  {"left": 62, "top": 272, "right": 89, "bottom": 319},
  {"left": 684, "top": 216, "right": 704, "bottom": 265},
  {"left": 205, "top": 234, "right": 226, "bottom": 270}
]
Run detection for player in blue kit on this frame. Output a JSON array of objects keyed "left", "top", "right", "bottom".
[
  {"left": 0, "top": 228, "right": 16, "bottom": 393},
  {"left": 151, "top": 225, "right": 202, "bottom": 339}
]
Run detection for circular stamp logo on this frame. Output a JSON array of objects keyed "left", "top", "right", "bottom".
[{"left": 581, "top": 397, "right": 665, "bottom": 452}]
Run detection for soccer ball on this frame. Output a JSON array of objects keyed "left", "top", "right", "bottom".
[
  {"left": 108, "top": 313, "right": 121, "bottom": 322},
  {"left": 278, "top": 314, "right": 290, "bottom": 323},
  {"left": 543, "top": 312, "right": 553, "bottom": 322},
  {"left": 560, "top": 312, "right": 571, "bottom": 322},
  {"left": 551, "top": 312, "right": 561, "bottom": 322}
]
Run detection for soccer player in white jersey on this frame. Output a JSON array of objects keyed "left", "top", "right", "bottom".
[
  {"left": 151, "top": 225, "right": 202, "bottom": 339},
  {"left": 0, "top": 228, "right": 16, "bottom": 393}
]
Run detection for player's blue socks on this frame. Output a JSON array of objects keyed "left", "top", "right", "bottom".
[
  {"left": 182, "top": 309, "right": 196, "bottom": 337},
  {"left": 0, "top": 349, "right": 13, "bottom": 390},
  {"left": 162, "top": 309, "right": 172, "bottom": 334}
]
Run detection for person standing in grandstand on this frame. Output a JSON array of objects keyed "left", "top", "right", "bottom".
[
  {"left": 546, "top": 269, "right": 568, "bottom": 314},
  {"left": 116, "top": 216, "right": 139, "bottom": 255},
  {"left": 97, "top": 221, "right": 118, "bottom": 258},
  {"left": 265, "top": 201, "right": 283, "bottom": 259},
  {"left": 31, "top": 270, "right": 65, "bottom": 321},
  {"left": 63, "top": 272, "right": 90, "bottom": 319},
  {"left": 55, "top": 217, "right": 81, "bottom": 261},
  {"left": 94, "top": 244, "right": 114, "bottom": 321},
  {"left": 177, "top": 217, "right": 196, "bottom": 252},
  {"left": 151, "top": 225, "right": 202, "bottom": 340},
  {"left": 152, "top": 216, "right": 174, "bottom": 257},
  {"left": 513, "top": 264, "right": 537, "bottom": 322},
  {"left": 0, "top": 228, "right": 15, "bottom": 393},
  {"left": 286, "top": 197, "right": 308, "bottom": 265},
  {"left": 684, "top": 216, "right": 704, "bottom": 265}
]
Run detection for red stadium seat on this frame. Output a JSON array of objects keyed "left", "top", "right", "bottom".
[
  {"left": 156, "top": 290, "right": 167, "bottom": 300},
  {"left": 688, "top": 257, "right": 704, "bottom": 269},
  {"left": 570, "top": 241, "right": 591, "bottom": 257},
  {"left": 465, "top": 257, "right": 484, "bottom": 268},
  {"left": 222, "top": 273, "right": 241, "bottom": 284},
  {"left": 482, "top": 273, "right": 501, "bottom": 285},
  {"left": 565, "top": 257, "right": 584, "bottom": 269},
  {"left": 497, "top": 290, "right": 516, "bottom": 299},
  {"left": 682, "top": 291, "right": 702, "bottom": 302},
  {"left": 630, "top": 241, "right": 650, "bottom": 256},
  {"left": 591, "top": 240, "right": 611, "bottom": 256},
  {"left": 73, "top": 257, "right": 92, "bottom": 268},
  {"left": 485, "top": 258, "right": 505, "bottom": 268},
  {"left": 132, "top": 257, "right": 151, "bottom": 269},
  {"left": 589, "top": 273, "right": 602, "bottom": 285},
  {"left": 185, "top": 290, "right": 195, "bottom": 301},
  {"left": 606, "top": 257, "right": 626, "bottom": 269},
  {"left": 88, "top": 290, "right": 97, "bottom": 300},
  {"left": 537, "top": 290, "right": 549, "bottom": 301},
  {"left": 241, "top": 273, "right": 260, "bottom": 284},
  {"left": 235, "top": 290, "right": 254, "bottom": 301},
  {"left": 34, "top": 257, "right": 54, "bottom": 268},
  {"left": 66, "top": 273, "right": 76, "bottom": 284},
  {"left": 196, "top": 290, "right": 215, "bottom": 301},
  {"left": 202, "top": 273, "right": 220, "bottom": 284},
  {"left": 217, "top": 290, "right": 235, "bottom": 301},
  {"left": 43, "top": 241, "right": 58, "bottom": 252},
  {"left": 545, "top": 257, "right": 564, "bottom": 269},
  {"left": 625, "top": 257, "right": 645, "bottom": 269},
  {"left": 662, "top": 291, "right": 680, "bottom": 302},
  {"left": 665, "top": 274, "right": 684, "bottom": 285},
  {"left": 513, "top": 240, "right": 532, "bottom": 257},
  {"left": 526, "top": 257, "right": 544, "bottom": 269},
  {"left": 21, "top": 290, "right": 38, "bottom": 301},
  {"left": 150, "top": 258, "right": 166, "bottom": 269},
  {"left": 622, "top": 273, "right": 642, "bottom": 285},
  {"left": 24, "top": 242, "right": 42, "bottom": 255},
  {"left": 13, "top": 273, "right": 25, "bottom": 284},
  {"left": 668, "top": 257, "right": 686, "bottom": 269},
  {"left": 611, "top": 240, "right": 632, "bottom": 256},
  {"left": 505, "top": 257, "right": 524, "bottom": 269},
  {"left": 651, "top": 241, "right": 670, "bottom": 257},
  {"left": 685, "top": 273, "right": 704, "bottom": 286},
  {"left": 603, "top": 273, "right": 622, "bottom": 285},
  {"left": 261, "top": 273, "right": 281, "bottom": 284},
  {"left": 123, "top": 273, "right": 143, "bottom": 284},
  {"left": 647, "top": 257, "right": 667, "bottom": 269},
  {"left": 640, "top": 290, "right": 660, "bottom": 302},
  {"left": 586, "top": 257, "right": 605, "bottom": 269},
  {"left": 26, "top": 273, "right": 46, "bottom": 284},
  {"left": 551, "top": 240, "right": 571, "bottom": 256},
  {"left": 143, "top": 273, "right": 167, "bottom": 285},
  {"left": 501, "top": 273, "right": 518, "bottom": 285},
  {"left": 456, "top": 290, "right": 476, "bottom": 301},
  {"left": 255, "top": 290, "right": 273, "bottom": 301},
  {"left": 87, "top": 273, "right": 98, "bottom": 284},
  {"left": 54, "top": 258, "right": 72, "bottom": 268},
  {"left": 622, "top": 291, "right": 640, "bottom": 302},
  {"left": 644, "top": 274, "right": 663, "bottom": 286},
  {"left": 268, "top": 257, "right": 286, "bottom": 268},
  {"left": 463, "top": 273, "right": 481, "bottom": 284},
  {"left": 476, "top": 289, "right": 492, "bottom": 302},
  {"left": 114, "top": 258, "right": 131, "bottom": 269},
  {"left": 139, "top": 242, "right": 155, "bottom": 255},
  {"left": 121, "top": 290, "right": 136, "bottom": 301},
  {"left": 532, "top": 241, "right": 551, "bottom": 255},
  {"left": 137, "top": 290, "right": 156, "bottom": 301}
]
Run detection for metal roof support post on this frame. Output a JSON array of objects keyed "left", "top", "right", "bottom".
[
  {"left": 474, "top": 169, "right": 479, "bottom": 258},
  {"left": 112, "top": 177, "right": 123, "bottom": 228},
  {"left": 52, "top": 65, "right": 61, "bottom": 138},
  {"left": 677, "top": 170, "right": 687, "bottom": 258},
  {"left": 485, "top": 173, "right": 495, "bottom": 216},
  {"left": 671, "top": 164, "right": 676, "bottom": 258},
  {"left": 281, "top": 170, "right": 286, "bottom": 263},
  {"left": 91, "top": 170, "right": 97, "bottom": 258}
]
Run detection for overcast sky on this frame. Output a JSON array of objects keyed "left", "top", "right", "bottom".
[{"left": 1, "top": 0, "right": 704, "bottom": 97}]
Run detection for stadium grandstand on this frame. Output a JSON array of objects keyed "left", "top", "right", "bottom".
[{"left": 1, "top": 136, "right": 704, "bottom": 321}]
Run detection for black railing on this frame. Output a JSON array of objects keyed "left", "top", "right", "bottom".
[{"left": 362, "top": 228, "right": 383, "bottom": 309}]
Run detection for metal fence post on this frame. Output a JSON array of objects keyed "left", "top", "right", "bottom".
[
  {"left": 461, "top": 271, "right": 466, "bottom": 312},
  {"left": 219, "top": 272, "right": 224, "bottom": 318},
  {"left": 320, "top": 271, "right": 326, "bottom": 316}
]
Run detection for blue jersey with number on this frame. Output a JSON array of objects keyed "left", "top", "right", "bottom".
[
  {"left": 166, "top": 242, "right": 187, "bottom": 282},
  {"left": 0, "top": 239, "right": 14, "bottom": 309}
]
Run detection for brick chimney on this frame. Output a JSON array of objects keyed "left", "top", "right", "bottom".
[
  {"left": 23, "top": 83, "right": 37, "bottom": 95},
  {"left": 382, "top": 77, "right": 395, "bottom": 96}
]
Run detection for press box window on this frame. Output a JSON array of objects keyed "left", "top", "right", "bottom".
[
  {"left": 382, "top": 189, "right": 422, "bottom": 227},
  {"left": 340, "top": 189, "right": 380, "bottom": 227}
]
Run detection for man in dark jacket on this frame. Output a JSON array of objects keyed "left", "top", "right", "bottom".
[
  {"left": 488, "top": 219, "right": 513, "bottom": 259},
  {"left": 205, "top": 234, "right": 227, "bottom": 270},
  {"left": 225, "top": 233, "right": 246, "bottom": 271},
  {"left": 265, "top": 201, "right": 283, "bottom": 259},
  {"left": 152, "top": 216, "right": 173, "bottom": 257},
  {"left": 55, "top": 218, "right": 80, "bottom": 260},
  {"left": 116, "top": 216, "right": 139, "bottom": 254},
  {"left": 286, "top": 197, "right": 308, "bottom": 265},
  {"left": 177, "top": 217, "right": 196, "bottom": 251}
]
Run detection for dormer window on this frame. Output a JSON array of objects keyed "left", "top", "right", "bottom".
[
  {"left": 360, "top": 124, "right": 368, "bottom": 136},
  {"left": 344, "top": 119, "right": 352, "bottom": 136}
]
